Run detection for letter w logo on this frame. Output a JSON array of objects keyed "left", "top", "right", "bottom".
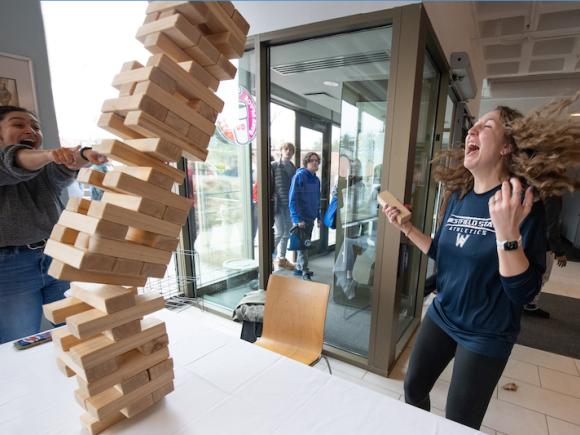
[{"left": 455, "top": 234, "right": 470, "bottom": 248}]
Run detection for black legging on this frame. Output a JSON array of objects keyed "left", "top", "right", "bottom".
[{"left": 404, "top": 315, "right": 509, "bottom": 429}]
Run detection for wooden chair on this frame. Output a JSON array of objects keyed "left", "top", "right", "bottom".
[{"left": 255, "top": 274, "right": 330, "bottom": 365}]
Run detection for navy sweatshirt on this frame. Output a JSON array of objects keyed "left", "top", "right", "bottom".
[
  {"left": 289, "top": 168, "right": 321, "bottom": 224},
  {"left": 427, "top": 186, "right": 547, "bottom": 358}
]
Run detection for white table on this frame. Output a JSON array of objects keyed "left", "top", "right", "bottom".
[{"left": 0, "top": 309, "right": 483, "bottom": 435}]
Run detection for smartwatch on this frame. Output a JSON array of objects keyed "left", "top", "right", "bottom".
[
  {"left": 496, "top": 236, "right": 522, "bottom": 251},
  {"left": 79, "top": 146, "right": 92, "bottom": 161}
]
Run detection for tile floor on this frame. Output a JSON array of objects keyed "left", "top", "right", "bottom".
[{"left": 180, "top": 260, "right": 580, "bottom": 435}]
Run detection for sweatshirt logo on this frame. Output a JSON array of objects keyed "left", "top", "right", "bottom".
[
  {"left": 445, "top": 214, "right": 495, "bottom": 236},
  {"left": 455, "top": 234, "right": 470, "bottom": 248}
]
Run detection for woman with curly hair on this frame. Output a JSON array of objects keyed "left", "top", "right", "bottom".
[{"left": 381, "top": 94, "right": 579, "bottom": 429}]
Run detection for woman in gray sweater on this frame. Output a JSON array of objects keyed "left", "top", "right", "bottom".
[{"left": 0, "top": 105, "right": 106, "bottom": 343}]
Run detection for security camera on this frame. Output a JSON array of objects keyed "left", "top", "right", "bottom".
[{"left": 450, "top": 52, "right": 477, "bottom": 101}]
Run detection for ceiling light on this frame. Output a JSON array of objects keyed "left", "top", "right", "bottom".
[{"left": 322, "top": 80, "right": 339, "bottom": 87}]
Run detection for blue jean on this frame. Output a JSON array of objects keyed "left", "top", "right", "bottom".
[
  {"left": 296, "top": 222, "right": 314, "bottom": 273},
  {"left": 273, "top": 207, "right": 293, "bottom": 259},
  {"left": 0, "top": 246, "right": 69, "bottom": 344}
]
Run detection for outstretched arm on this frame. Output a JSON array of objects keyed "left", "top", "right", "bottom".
[{"left": 15, "top": 146, "right": 107, "bottom": 171}]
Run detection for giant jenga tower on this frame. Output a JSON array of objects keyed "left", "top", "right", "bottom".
[{"left": 41, "top": 2, "right": 249, "bottom": 433}]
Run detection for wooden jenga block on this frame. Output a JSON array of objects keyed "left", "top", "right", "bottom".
[
  {"left": 75, "top": 233, "right": 172, "bottom": 266},
  {"left": 80, "top": 411, "right": 125, "bottom": 435},
  {"left": 112, "top": 258, "right": 144, "bottom": 277},
  {"left": 146, "top": 1, "right": 207, "bottom": 25},
  {"left": 138, "top": 333, "right": 169, "bottom": 355},
  {"left": 44, "top": 239, "right": 117, "bottom": 273},
  {"left": 232, "top": 9, "right": 250, "bottom": 35},
  {"left": 49, "top": 260, "right": 148, "bottom": 287},
  {"left": 118, "top": 60, "right": 144, "bottom": 97},
  {"left": 43, "top": 296, "right": 93, "bottom": 324},
  {"left": 141, "top": 262, "right": 168, "bottom": 278},
  {"left": 98, "top": 112, "right": 143, "bottom": 140},
  {"left": 102, "top": 93, "right": 168, "bottom": 121},
  {"left": 104, "top": 319, "right": 142, "bottom": 341},
  {"left": 207, "top": 31, "right": 245, "bottom": 59},
  {"left": 67, "top": 294, "right": 165, "bottom": 340},
  {"left": 115, "top": 370, "right": 150, "bottom": 394},
  {"left": 205, "top": 53, "right": 237, "bottom": 81},
  {"left": 88, "top": 201, "right": 182, "bottom": 238},
  {"left": 163, "top": 205, "right": 189, "bottom": 225},
  {"left": 66, "top": 196, "right": 92, "bottom": 214},
  {"left": 68, "top": 317, "right": 166, "bottom": 369},
  {"left": 51, "top": 326, "right": 86, "bottom": 352},
  {"left": 115, "top": 166, "right": 175, "bottom": 190},
  {"left": 219, "top": 1, "right": 235, "bottom": 17},
  {"left": 77, "top": 346, "right": 169, "bottom": 396},
  {"left": 75, "top": 388, "right": 89, "bottom": 409},
  {"left": 93, "top": 139, "right": 184, "bottom": 184},
  {"left": 85, "top": 369, "right": 174, "bottom": 420},
  {"left": 112, "top": 63, "right": 177, "bottom": 95},
  {"left": 124, "top": 138, "right": 182, "bottom": 162},
  {"left": 102, "top": 171, "right": 191, "bottom": 212},
  {"left": 77, "top": 168, "right": 120, "bottom": 194},
  {"left": 183, "top": 34, "right": 220, "bottom": 67},
  {"left": 143, "top": 31, "right": 191, "bottom": 64},
  {"left": 164, "top": 110, "right": 190, "bottom": 135},
  {"left": 132, "top": 80, "right": 216, "bottom": 138},
  {"left": 101, "top": 192, "right": 166, "bottom": 219},
  {"left": 147, "top": 54, "right": 224, "bottom": 112},
  {"left": 204, "top": 3, "right": 246, "bottom": 43},
  {"left": 56, "top": 357, "right": 76, "bottom": 377},
  {"left": 147, "top": 357, "right": 173, "bottom": 380},
  {"left": 70, "top": 283, "right": 137, "bottom": 314},
  {"left": 50, "top": 224, "right": 80, "bottom": 245},
  {"left": 136, "top": 13, "right": 202, "bottom": 48},
  {"left": 377, "top": 190, "right": 412, "bottom": 224},
  {"left": 178, "top": 59, "right": 218, "bottom": 91},
  {"left": 124, "top": 110, "right": 208, "bottom": 162},
  {"left": 58, "top": 209, "right": 129, "bottom": 241},
  {"left": 188, "top": 98, "right": 218, "bottom": 123},
  {"left": 125, "top": 227, "right": 180, "bottom": 251},
  {"left": 121, "top": 394, "right": 154, "bottom": 418},
  {"left": 152, "top": 381, "right": 174, "bottom": 403}
]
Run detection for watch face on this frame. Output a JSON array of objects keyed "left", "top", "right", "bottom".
[{"left": 504, "top": 240, "right": 519, "bottom": 251}]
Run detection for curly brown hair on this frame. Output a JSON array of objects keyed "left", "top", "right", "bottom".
[{"left": 433, "top": 92, "right": 580, "bottom": 199}]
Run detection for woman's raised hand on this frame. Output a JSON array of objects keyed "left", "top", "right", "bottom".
[{"left": 488, "top": 177, "right": 534, "bottom": 241}]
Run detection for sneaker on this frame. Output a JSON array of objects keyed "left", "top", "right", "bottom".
[
  {"left": 523, "top": 306, "right": 550, "bottom": 319},
  {"left": 302, "top": 271, "right": 313, "bottom": 281},
  {"left": 293, "top": 269, "right": 303, "bottom": 277},
  {"left": 278, "top": 257, "right": 295, "bottom": 270}
]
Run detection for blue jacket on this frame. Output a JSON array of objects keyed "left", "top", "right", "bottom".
[
  {"left": 289, "top": 168, "right": 321, "bottom": 224},
  {"left": 427, "top": 186, "right": 546, "bottom": 358}
]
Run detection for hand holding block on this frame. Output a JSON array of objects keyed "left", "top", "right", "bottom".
[{"left": 377, "top": 190, "right": 412, "bottom": 224}]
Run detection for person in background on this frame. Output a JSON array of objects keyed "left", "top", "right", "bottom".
[
  {"left": 289, "top": 151, "right": 321, "bottom": 280},
  {"left": 0, "top": 105, "right": 107, "bottom": 344},
  {"left": 382, "top": 93, "right": 579, "bottom": 430},
  {"left": 271, "top": 142, "right": 296, "bottom": 270},
  {"left": 524, "top": 195, "right": 568, "bottom": 318}
]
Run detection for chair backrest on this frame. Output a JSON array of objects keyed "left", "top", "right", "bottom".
[{"left": 261, "top": 274, "right": 330, "bottom": 358}]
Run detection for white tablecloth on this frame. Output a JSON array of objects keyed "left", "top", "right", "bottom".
[{"left": 0, "top": 309, "right": 483, "bottom": 435}]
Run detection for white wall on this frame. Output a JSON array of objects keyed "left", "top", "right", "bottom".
[{"left": 0, "top": 0, "right": 59, "bottom": 147}]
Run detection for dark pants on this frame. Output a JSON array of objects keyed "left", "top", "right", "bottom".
[{"left": 404, "top": 315, "right": 508, "bottom": 429}]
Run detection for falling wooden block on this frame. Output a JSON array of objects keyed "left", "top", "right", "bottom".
[
  {"left": 93, "top": 139, "right": 184, "bottom": 184},
  {"left": 49, "top": 260, "right": 148, "bottom": 287},
  {"left": 101, "top": 191, "right": 166, "bottom": 219},
  {"left": 88, "top": 199, "right": 182, "bottom": 239},
  {"left": 58, "top": 210, "right": 129, "bottom": 241},
  {"left": 70, "top": 283, "right": 137, "bottom": 314},
  {"left": 115, "top": 166, "right": 175, "bottom": 190},
  {"left": 44, "top": 239, "right": 117, "bottom": 273},
  {"left": 98, "top": 112, "right": 143, "bottom": 140},
  {"left": 68, "top": 317, "right": 166, "bottom": 369},
  {"left": 102, "top": 171, "right": 192, "bottom": 211},
  {"left": 76, "top": 347, "right": 170, "bottom": 396},
  {"left": 66, "top": 294, "right": 165, "bottom": 340},
  {"left": 50, "top": 224, "right": 80, "bottom": 245},
  {"left": 43, "top": 296, "right": 93, "bottom": 324},
  {"left": 124, "top": 138, "right": 182, "bottom": 162},
  {"left": 377, "top": 190, "right": 412, "bottom": 225}
]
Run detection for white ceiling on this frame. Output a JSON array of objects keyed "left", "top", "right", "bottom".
[{"left": 472, "top": 1, "right": 580, "bottom": 78}]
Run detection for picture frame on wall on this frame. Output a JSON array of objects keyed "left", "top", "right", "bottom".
[{"left": 0, "top": 52, "right": 38, "bottom": 113}]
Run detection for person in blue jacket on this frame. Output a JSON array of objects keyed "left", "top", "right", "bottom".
[
  {"left": 382, "top": 96, "right": 580, "bottom": 430},
  {"left": 289, "top": 151, "right": 321, "bottom": 280}
]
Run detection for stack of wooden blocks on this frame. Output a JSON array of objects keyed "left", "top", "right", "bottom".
[{"left": 42, "top": 2, "right": 249, "bottom": 434}]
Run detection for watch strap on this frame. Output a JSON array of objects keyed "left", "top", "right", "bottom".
[{"left": 496, "top": 236, "right": 522, "bottom": 250}]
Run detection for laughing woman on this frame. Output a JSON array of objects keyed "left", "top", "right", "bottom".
[
  {"left": 382, "top": 95, "right": 580, "bottom": 429},
  {"left": 0, "top": 106, "right": 106, "bottom": 344}
]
